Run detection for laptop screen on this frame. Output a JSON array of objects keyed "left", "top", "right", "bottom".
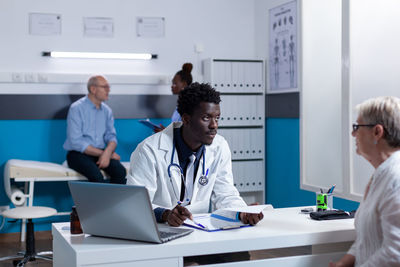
[{"left": 68, "top": 181, "right": 163, "bottom": 243}]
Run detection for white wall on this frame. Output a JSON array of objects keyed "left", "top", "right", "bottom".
[
  {"left": 254, "top": 0, "right": 289, "bottom": 62},
  {"left": 0, "top": 0, "right": 257, "bottom": 94}
]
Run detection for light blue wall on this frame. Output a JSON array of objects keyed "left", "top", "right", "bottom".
[{"left": 0, "top": 118, "right": 359, "bottom": 233}]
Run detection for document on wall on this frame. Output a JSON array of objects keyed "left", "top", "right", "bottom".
[
  {"left": 83, "top": 17, "right": 114, "bottom": 38},
  {"left": 268, "top": 0, "right": 298, "bottom": 93},
  {"left": 184, "top": 204, "right": 273, "bottom": 232},
  {"left": 29, "top": 13, "right": 61, "bottom": 35},
  {"left": 136, "top": 17, "right": 165, "bottom": 38}
]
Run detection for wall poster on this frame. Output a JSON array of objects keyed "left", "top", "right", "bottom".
[{"left": 268, "top": 1, "right": 298, "bottom": 93}]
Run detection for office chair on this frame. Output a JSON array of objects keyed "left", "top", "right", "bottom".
[{"left": 0, "top": 206, "right": 56, "bottom": 267}]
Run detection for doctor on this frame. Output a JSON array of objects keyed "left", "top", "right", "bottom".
[{"left": 127, "top": 83, "right": 263, "bottom": 227}]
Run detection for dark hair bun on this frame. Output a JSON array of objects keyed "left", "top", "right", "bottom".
[{"left": 182, "top": 63, "right": 193, "bottom": 73}]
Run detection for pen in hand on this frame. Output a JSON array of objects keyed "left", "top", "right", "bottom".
[{"left": 192, "top": 219, "right": 205, "bottom": 229}]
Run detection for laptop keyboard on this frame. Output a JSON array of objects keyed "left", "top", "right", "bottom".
[
  {"left": 160, "top": 231, "right": 177, "bottom": 239},
  {"left": 159, "top": 228, "right": 193, "bottom": 243}
]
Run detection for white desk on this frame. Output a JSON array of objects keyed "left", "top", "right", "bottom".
[{"left": 52, "top": 207, "right": 355, "bottom": 267}]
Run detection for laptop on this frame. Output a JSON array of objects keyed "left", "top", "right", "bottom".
[{"left": 68, "top": 181, "right": 193, "bottom": 243}]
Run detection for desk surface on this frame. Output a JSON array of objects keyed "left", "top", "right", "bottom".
[{"left": 52, "top": 207, "right": 355, "bottom": 266}]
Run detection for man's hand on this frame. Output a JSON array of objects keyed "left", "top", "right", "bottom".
[
  {"left": 97, "top": 150, "right": 111, "bottom": 168},
  {"left": 239, "top": 202, "right": 264, "bottom": 225},
  {"left": 239, "top": 212, "right": 264, "bottom": 225},
  {"left": 162, "top": 205, "right": 193, "bottom": 227},
  {"left": 111, "top": 152, "right": 121, "bottom": 160}
]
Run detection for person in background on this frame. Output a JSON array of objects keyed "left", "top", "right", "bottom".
[
  {"left": 330, "top": 96, "right": 400, "bottom": 267},
  {"left": 154, "top": 63, "right": 193, "bottom": 132},
  {"left": 63, "top": 75, "right": 126, "bottom": 184}
]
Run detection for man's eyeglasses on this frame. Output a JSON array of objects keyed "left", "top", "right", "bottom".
[
  {"left": 352, "top": 124, "right": 375, "bottom": 132},
  {"left": 95, "top": 85, "right": 110, "bottom": 90}
]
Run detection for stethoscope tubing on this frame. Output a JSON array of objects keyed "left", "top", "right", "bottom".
[{"left": 167, "top": 141, "right": 208, "bottom": 203}]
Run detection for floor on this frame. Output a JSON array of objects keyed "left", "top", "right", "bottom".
[
  {"left": 0, "top": 232, "right": 52, "bottom": 267},
  {"left": 0, "top": 231, "right": 311, "bottom": 266}
]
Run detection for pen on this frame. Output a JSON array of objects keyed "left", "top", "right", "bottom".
[
  {"left": 192, "top": 220, "right": 206, "bottom": 229},
  {"left": 328, "top": 184, "right": 336, "bottom": 194},
  {"left": 221, "top": 225, "right": 241, "bottom": 230},
  {"left": 205, "top": 169, "right": 209, "bottom": 177}
]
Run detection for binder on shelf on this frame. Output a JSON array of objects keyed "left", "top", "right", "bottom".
[
  {"left": 223, "top": 61, "right": 232, "bottom": 90},
  {"left": 231, "top": 62, "right": 240, "bottom": 92}
]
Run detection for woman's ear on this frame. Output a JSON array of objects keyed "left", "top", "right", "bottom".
[{"left": 374, "top": 124, "right": 385, "bottom": 139}]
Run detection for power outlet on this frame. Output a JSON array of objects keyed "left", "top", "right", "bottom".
[{"left": 0, "top": 205, "right": 9, "bottom": 215}]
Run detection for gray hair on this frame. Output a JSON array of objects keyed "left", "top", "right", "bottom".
[
  {"left": 356, "top": 96, "right": 400, "bottom": 147},
  {"left": 87, "top": 75, "right": 102, "bottom": 92}
]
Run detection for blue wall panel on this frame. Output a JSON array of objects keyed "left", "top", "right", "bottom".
[
  {"left": 0, "top": 118, "right": 359, "bottom": 233},
  {"left": 266, "top": 118, "right": 359, "bottom": 212},
  {"left": 0, "top": 118, "right": 170, "bottom": 233}
]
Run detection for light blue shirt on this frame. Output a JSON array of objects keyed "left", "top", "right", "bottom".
[
  {"left": 171, "top": 107, "right": 181, "bottom": 122},
  {"left": 63, "top": 96, "right": 117, "bottom": 153}
]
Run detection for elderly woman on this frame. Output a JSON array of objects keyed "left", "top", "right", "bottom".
[{"left": 330, "top": 96, "right": 400, "bottom": 267}]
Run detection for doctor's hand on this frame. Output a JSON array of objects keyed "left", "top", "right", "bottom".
[
  {"left": 162, "top": 205, "right": 193, "bottom": 227},
  {"left": 239, "top": 202, "right": 264, "bottom": 225},
  {"left": 239, "top": 212, "right": 263, "bottom": 225}
]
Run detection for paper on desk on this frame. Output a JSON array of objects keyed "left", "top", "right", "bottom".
[
  {"left": 183, "top": 205, "right": 273, "bottom": 231},
  {"left": 210, "top": 204, "right": 273, "bottom": 222},
  {"left": 184, "top": 214, "right": 247, "bottom": 231},
  {"left": 222, "top": 204, "right": 273, "bottom": 214}
]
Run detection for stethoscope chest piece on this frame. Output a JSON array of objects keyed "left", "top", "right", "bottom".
[{"left": 198, "top": 175, "right": 208, "bottom": 186}]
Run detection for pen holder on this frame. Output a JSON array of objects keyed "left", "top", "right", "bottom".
[{"left": 316, "top": 192, "right": 333, "bottom": 211}]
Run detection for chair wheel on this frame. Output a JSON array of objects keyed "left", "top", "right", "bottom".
[{"left": 13, "top": 256, "right": 35, "bottom": 267}]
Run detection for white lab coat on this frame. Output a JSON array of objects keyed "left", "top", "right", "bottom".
[{"left": 127, "top": 122, "right": 246, "bottom": 213}]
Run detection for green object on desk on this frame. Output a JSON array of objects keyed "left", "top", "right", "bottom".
[{"left": 317, "top": 193, "right": 327, "bottom": 211}]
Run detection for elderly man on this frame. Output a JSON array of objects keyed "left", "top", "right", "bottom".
[{"left": 63, "top": 75, "right": 126, "bottom": 184}]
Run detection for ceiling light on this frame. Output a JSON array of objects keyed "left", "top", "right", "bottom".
[{"left": 42, "top": 51, "right": 157, "bottom": 60}]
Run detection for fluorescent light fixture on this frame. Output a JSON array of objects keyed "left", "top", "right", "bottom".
[{"left": 42, "top": 51, "right": 157, "bottom": 60}]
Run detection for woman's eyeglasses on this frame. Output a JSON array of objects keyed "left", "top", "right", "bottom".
[{"left": 352, "top": 124, "right": 375, "bottom": 132}]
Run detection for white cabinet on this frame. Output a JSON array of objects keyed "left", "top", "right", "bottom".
[{"left": 203, "top": 59, "right": 265, "bottom": 204}]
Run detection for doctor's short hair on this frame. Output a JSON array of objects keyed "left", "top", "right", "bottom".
[
  {"left": 356, "top": 96, "right": 400, "bottom": 147},
  {"left": 177, "top": 82, "right": 221, "bottom": 116}
]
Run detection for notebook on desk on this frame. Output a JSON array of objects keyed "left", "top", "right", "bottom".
[{"left": 68, "top": 181, "right": 193, "bottom": 244}]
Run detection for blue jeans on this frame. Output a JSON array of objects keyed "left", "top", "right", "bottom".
[{"left": 67, "top": 151, "right": 126, "bottom": 184}]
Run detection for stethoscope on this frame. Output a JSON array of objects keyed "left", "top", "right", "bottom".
[{"left": 167, "top": 143, "right": 209, "bottom": 204}]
